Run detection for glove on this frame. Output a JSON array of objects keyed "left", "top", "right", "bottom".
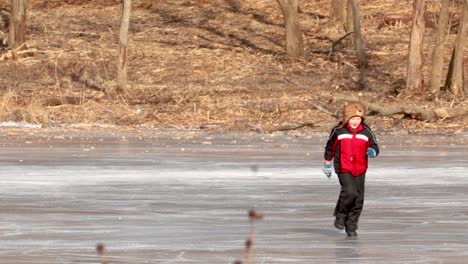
[
  {"left": 322, "top": 163, "right": 332, "bottom": 178},
  {"left": 367, "top": 148, "right": 377, "bottom": 158}
]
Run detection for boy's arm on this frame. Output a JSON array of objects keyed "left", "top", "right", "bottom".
[
  {"left": 324, "top": 128, "right": 338, "bottom": 161},
  {"left": 367, "top": 128, "right": 380, "bottom": 157},
  {"left": 322, "top": 129, "right": 337, "bottom": 178}
]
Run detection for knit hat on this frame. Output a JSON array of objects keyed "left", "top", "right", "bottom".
[{"left": 342, "top": 102, "right": 365, "bottom": 124}]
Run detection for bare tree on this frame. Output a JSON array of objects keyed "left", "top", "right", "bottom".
[
  {"left": 349, "top": 0, "right": 366, "bottom": 68},
  {"left": 444, "top": 0, "right": 467, "bottom": 97},
  {"left": 430, "top": 0, "right": 450, "bottom": 94},
  {"left": 276, "top": 0, "right": 304, "bottom": 57},
  {"left": 345, "top": 0, "right": 354, "bottom": 37},
  {"left": 406, "top": 0, "right": 426, "bottom": 93},
  {"left": 8, "top": 0, "right": 26, "bottom": 49},
  {"left": 330, "top": 0, "right": 346, "bottom": 23},
  {"left": 117, "top": 0, "right": 132, "bottom": 94},
  {"left": 0, "top": 8, "right": 10, "bottom": 46}
]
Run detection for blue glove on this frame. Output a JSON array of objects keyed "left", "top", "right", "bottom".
[
  {"left": 322, "top": 163, "right": 332, "bottom": 178},
  {"left": 367, "top": 148, "right": 377, "bottom": 158}
]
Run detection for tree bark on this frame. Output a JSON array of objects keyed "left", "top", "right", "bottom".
[
  {"left": 117, "top": 0, "right": 131, "bottom": 94},
  {"left": 406, "top": 0, "right": 426, "bottom": 93},
  {"left": 345, "top": 0, "right": 354, "bottom": 46},
  {"left": 330, "top": 0, "right": 346, "bottom": 23},
  {"left": 8, "top": 0, "right": 26, "bottom": 49},
  {"left": 350, "top": 0, "right": 367, "bottom": 68},
  {"left": 444, "top": 0, "right": 467, "bottom": 97},
  {"left": 430, "top": 0, "right": 450, "bottom": 94},
  {"left": 276, "top": 0, "right": 304, "bottom": 57}
]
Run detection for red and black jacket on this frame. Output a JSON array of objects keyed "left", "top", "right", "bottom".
[{"left": 324, "top": 123, "right": 379, "bottom": 177}]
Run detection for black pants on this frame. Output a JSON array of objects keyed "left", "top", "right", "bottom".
[{"left": 334, "top": 173, "right": 365, "bottom": 231}]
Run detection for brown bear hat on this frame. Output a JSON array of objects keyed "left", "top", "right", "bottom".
[{"left": 342, "top": 102, "right": 365, "bottom": 124}]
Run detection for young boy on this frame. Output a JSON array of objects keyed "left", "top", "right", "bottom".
[{"left": 322, "top": 102, "right": 379, "bottom": 238}]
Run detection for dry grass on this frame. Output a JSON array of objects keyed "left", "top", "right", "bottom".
[{"left": 0, "top": 0, "right": 466, "bottom": 133}]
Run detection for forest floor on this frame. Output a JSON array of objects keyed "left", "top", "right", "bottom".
[{"left": 0, "top": 0, "right": 467, "bottom": 136}]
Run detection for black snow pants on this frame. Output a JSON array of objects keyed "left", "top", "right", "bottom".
[{"left": 334, "top": 173, "right": 365, "bottom": 231}]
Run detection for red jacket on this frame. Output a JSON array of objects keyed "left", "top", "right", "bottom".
[{"left": 324, "top": 123, "right": 379, "bottom": 177}]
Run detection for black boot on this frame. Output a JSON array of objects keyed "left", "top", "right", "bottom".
[
  {"left": 334, "top": 216, "right": 345, "bottom": 230},
  {"left": 346, "top": 229, "right": 357, "bottom": 238}
]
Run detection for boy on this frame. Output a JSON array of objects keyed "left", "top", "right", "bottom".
[{"left": 322, "top": 102, "right": 379, "bottom": 238}]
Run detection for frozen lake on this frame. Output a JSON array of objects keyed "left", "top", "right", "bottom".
[{"left": 0, "top": 131, "right": 467, "bottom": 263}]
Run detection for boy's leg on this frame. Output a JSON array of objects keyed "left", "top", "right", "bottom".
[
  {"left": 334, "top": 213, "right": 346, "bottom": 230},
  {"left": 346, "top": 174, "right": 366, "bottom": 233},
  {"left": 334, "top": 173, "right": 359, "bottom": 229}
]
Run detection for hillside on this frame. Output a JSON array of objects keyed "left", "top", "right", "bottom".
[{"left": 0, "top": 0, "right": 467, "bottom": 134}]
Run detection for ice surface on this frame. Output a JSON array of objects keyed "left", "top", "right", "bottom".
[{"left": 0, "top": 133, "right": 467, "bottom": 263}]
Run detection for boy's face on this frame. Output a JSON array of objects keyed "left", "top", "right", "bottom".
[{"left": 348, "top": 116, "right": 362, "bottom": 129}]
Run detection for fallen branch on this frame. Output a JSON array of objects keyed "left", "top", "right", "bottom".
[
  {"left": 270, "top": 122, "right": 315, "bottom": 132},
  {"left": 247, "top": 123, "right": 263, "bottom": 133},
  {"left": 309, "top": 32, "right": 353, "bottom": 61},
  {"left": 329, "top": 32, "right": 353, "bottom": 60},
  {"left": 311, "top": 103, "right": 334, "bottom": 116},
  {"left": 45, "top": 96, "right": 84, "bottom": 106},
  {"left": 334, "top": 95, "right": 435, "bottom": 121},
  {"left": 0, "top": 45, "right": 34, "bottom": 61}
]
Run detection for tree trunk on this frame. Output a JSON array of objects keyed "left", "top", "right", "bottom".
[
  {"left": 444, "top": 0, "right": 467, "bottom": 97},
  {"left": 335, "top": 95, "right": 435, "bottom": 121},
  {"left": 350, "top": 0, "right": 366, "bottom": 68},
  {"left": 345, "top": 0, "right": 354, "bottom": 47},
  {"left": 8, "top": 0, "right": 26, "bottom": 49},
  {"left": 117, "top": 0, "right": 131, "bottom": 94},
  {"left": 330, "top": 0, "right": 346, "bottom": 23},
  {"left": 276, "top": 0, "right": 304, "bottom": 57},
  {"left": 430, "top": 0, "right": 450, "bottom": 94},
  {"left": 406, "top": 0, "right": 426, "bottom": 93}
]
